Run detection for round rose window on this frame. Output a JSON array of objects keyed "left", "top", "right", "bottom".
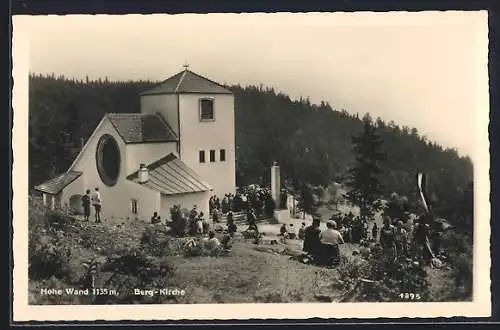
[{"left": 96, "top": 134, "right": 121, "bottom": 186}]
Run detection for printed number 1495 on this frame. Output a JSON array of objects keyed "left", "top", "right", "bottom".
[{"left": 399, "top": 293, "right": 421, "bottom": 300}]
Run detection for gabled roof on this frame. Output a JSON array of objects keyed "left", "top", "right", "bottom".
[
  {"left": 140, "top": 69, "right": 233, "bottom": 96},
  {"left": 127, "top": 153, "right": 212, "bottom": 195},
  {"left": 34, "top": 171, "right": 83, "bottom": 195},
  {"left": 106, "top": 113, "right": 178, "bottom": 144}
]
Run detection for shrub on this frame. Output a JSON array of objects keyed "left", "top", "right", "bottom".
[
  {"left": 29, "top": 234, "right": 73, "bottom": 281},
  {"left": 28, "top": 197, "right": 77, "bottom": 281},
  {"left": 97, "top": 248, "right": 176, "bottom": 304},
  {"left": 140, "top": 225, "right": 171, "bottom": 257},
  {"left": 336, "top": 245, "right": 430, "bottom": 302}
]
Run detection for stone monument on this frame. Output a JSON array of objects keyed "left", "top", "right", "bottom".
[{"left": 271, "top": 161, "right": 280, "bottom": 207}]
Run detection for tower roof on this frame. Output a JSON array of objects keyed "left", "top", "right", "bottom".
[{"left": 140, "top": 69, "right": 233, "bottom": 96}]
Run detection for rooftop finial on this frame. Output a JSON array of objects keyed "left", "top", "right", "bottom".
[{"left": 182, "top": 61, "right": 190, "bottom": 70}]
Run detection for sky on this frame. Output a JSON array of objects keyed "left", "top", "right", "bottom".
[{"left": 16, "top": 12, "right": 488, "bottom": 161}]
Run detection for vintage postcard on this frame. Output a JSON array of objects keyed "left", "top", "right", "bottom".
[{"left": 12, "top": 11, "right": 491, "bottom": 321}]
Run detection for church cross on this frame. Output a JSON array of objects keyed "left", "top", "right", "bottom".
[{"left": 182, "top": 62, "right": 190, "bottom": 70}]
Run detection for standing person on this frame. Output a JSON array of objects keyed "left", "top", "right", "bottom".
[
  {"left": 81, "top": 189, "right": 91, "bottom": 221},
  {"left": 209, "top": 196, "right": 214, "bottom": 214},
  {"left": 212, "top": 207, "right": 220, "bottom": 223},
  {"left": 189, "top": 205, "right": 198, "bottom": 236},
  {"left": 91, "top": 187, "right": 102, "bottom": 223},
  {"left": 319, "top": 220, "right": 345, "bottom": 266},
  {"left": 413, "top": 216, "right": 431, "bottom": 262},
  {"left": 247, "top": 208, "right": 257, "bottom": 226},
  {"left": 372, "top": 223, "right": 378, "bottom": 241},
  {"left": 227, "top": 211, "right": 237, "bottom": 236},
  {"left": 201, "top": 213, "right": 210, "bottom": 235},
  {"left": 196, "top": 212, "right": 204, "bottom": 236},
  {"left": 394, "top": 220, "right": 408, "bottom": 258},
  {"left": 380, "top": 216, "right": 396, "bottom": 264},
  {"left": 303, "top": 218, "right": 322, "bottom": 260}
]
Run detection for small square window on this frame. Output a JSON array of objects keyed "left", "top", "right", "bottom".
[
  {"left": 131, "top": 199, "right": 138, "bottom": 214},
  {"left": 200, "top": 99, "right": 214, "bottom": 121},
  {"left": 209, "top": 150, "right": 216, "bottom": 162},
  {"left": 220, "top": 149, "right": 226, "bottom": 162},
  {"left": 199, "top": 150, "right": 206, "bottom": 163}
]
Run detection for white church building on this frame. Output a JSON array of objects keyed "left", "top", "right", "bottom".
[{"left": 34, "top": 68, "right": 236, "bottom": 221}]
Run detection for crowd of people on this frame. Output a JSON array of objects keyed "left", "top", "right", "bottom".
[
  {"left": 209, "top": 186, "right": 276, "bottom": 221},
  {"left": 81, "top": 183, "right": 444, "bottom": 266},
  {"left": 296, "top": 203, "right": 447, "bottom": 268}
]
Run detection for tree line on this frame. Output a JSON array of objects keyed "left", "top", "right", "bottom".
[{"left": 28, "top": 73, "right": 473, "bottom": 216}]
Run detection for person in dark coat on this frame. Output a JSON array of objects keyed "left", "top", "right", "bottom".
[
  {"left": 303, "top": 218, "right": 322, "bottom": 259},
  {"left": 372, "top": 223, "right": 378, "bottom": 241},
  {"left": 151, "top": 212, "right": 161, "bottom": 224},
  {"left": 81, "top": 189, "right": 91, "bottom": 221}
]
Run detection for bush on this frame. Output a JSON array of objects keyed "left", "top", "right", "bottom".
[
  {"left": 28, "top": 197, "right": 76, "bottom": 281},
  {"left": 140, "top": 226, "right": 171, "bottom": 257},
  {"left": 29, "top": 233, "right": 73, "bottom": 281},
  {"left": 336, "top": 246, "right": 430, "bottom": 302},
  {"left": 97, "top": 248, "right": 177, "bottom": 304}
]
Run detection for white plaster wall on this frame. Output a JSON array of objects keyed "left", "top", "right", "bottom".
[
  {"left": 160, "top": 191, "right": 210, "bottom": 221},
  {"left": 67, "top": 117, "right": 160, "bottom": 221},
  {"left": 140, "top": 94, "right": 179, "bottom": 135},
  {"left": 178, "top": 94, "right": 236, "bottom": 197},
  {"left": 125, "top": 142, "right": 178, "bottom": 175},
  {"left": 60, "top": 175, "right": 84, "bottom": 210}
]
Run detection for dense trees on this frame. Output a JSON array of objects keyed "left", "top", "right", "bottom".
[
  {"left": 345, "top": 116, "right": 386, "bottom": 222},
  {"left": 28, "top": 74, "right": 473, "bottom": 223}
]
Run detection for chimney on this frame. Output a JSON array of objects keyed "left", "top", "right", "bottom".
[{"left": 138, "top": 163, "right": 149, "bottom": 183}]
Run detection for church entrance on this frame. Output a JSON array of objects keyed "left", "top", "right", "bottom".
[{"left": 69, "top": 194, "right": 84, "bottom": 215}]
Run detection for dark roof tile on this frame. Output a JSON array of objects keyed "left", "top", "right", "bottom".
[
  {"left": 140, "top": 69, "right": 233, "bottom": 96},
  {"left": 127, "top": 153, "right": 212, "bottom": 195},
  {"left": 34, "top": 171, "right": 83, "bottom": 195},
  {"left": 106, "top": 113, "right": 177, "bottom": 143}
]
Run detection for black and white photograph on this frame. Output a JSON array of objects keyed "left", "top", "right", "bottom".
[{"left": 12, "top": 11, "right": 490, "bottom": 321}]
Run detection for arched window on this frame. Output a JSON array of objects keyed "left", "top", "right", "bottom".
[{"left": 96, "top": 134, "right": 121, "bottom": 186}]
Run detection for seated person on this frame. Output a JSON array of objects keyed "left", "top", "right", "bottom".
[
  {"left": 220, "top": 230, "right": 233, "bottom": 251},
  {"left": 247, "top": 222, "right": 258, "bottom": 232},
  {"left": 288, "top": 224, "right": 297, "bottom": 239},
  {"left": 303, "top": 218, "right": 322, "bottom": 259},
  {"left": 318, "top": 220, "right": 345, "bottom": 266},
  {"left": 206, "top": 231, "right": 221, "bottom": 256},
  {"left": 279, "top": 224, "right": 288, "bottom": 237},
  {"left": 151, "top": 212, "right": 161, "bottom": 224},
  {"left": 359, "top": 240, "right": 371, "bottom": 259},
  {"left": 298, "top": 222, "right": 306, "bottom": 240}
]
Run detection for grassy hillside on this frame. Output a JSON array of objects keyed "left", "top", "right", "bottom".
[{"left": 29, "top": 196, "right": 472, "bottom": 305}]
